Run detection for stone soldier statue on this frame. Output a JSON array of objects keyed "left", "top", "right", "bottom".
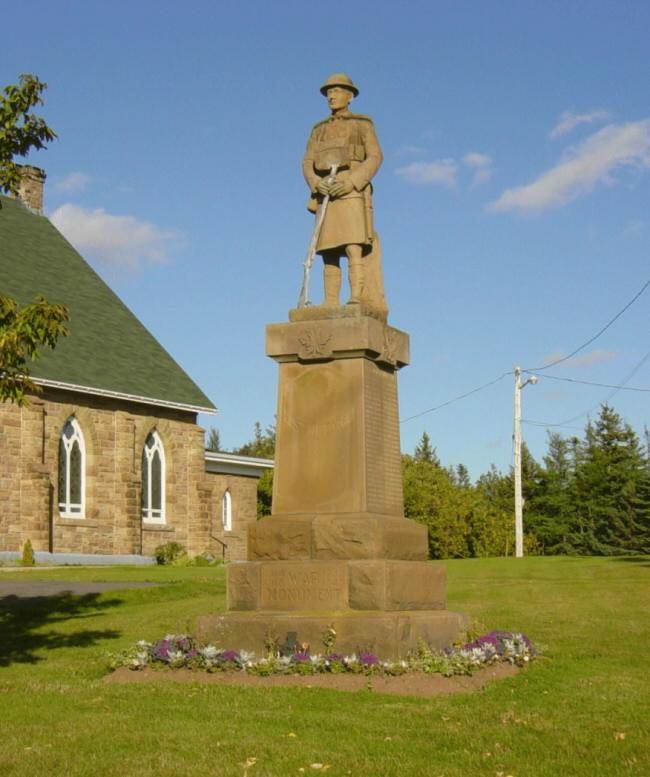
[{"left": 302, "top": 73, "right": 387, "bottom": 316}]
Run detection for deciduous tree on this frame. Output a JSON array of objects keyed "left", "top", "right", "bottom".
[
  {"left": 1, "top": 73, "right": 56, "bottom": 197},
  {"left": 0, "top": 293, "right": 69, "bottom": 405}
]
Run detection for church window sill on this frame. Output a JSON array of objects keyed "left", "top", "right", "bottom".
[{"left": 142, "top": 523, "right": 175, "bottom": 533}]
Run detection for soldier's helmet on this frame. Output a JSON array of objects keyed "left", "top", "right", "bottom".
[{"left": 319, "top": 73, "right": 359, "bottom": 97}]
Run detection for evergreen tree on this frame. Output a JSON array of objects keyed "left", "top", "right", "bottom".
[
  {"left": 205, "top": 427, "right": 221, "bottom": 452},
  {"left": 234, "top": 421, "right": 276, "bottom": 458},
  {"left": 572, "top": 404, "right": 648, "bottom": 554},
  {"left": 527, "top": 433, "right": 575, "bottom": 553},
  {"left": 234, "top": 422, "right": 276, "bottom": 518},
  {"left": 455, "top": 463, "right": 471, "bottom": 488},
  {"left": 414, "top": 431, "right": 440, "bottom": 465}
]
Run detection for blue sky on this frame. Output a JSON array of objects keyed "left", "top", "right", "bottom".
[{"left": 3, "top": 1, "right": 649, "bottom": 476}]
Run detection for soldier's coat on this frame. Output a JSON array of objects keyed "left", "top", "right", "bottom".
[{"left": 302, "top": 110, "right": 383, "bottom": 253}]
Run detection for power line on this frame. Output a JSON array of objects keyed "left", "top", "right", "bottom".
[
  {"left": 522, "top": 419, "right": 584, "bottom": 431},
  {"left": 552, "top": 347, "right": 650, "bottom": 426},
  {"left": 401, "top": 281, "right": 648, "bottom": 426},
  {"left": 523, "top": 278, "right": 650, "bottom": 372},
  {"left": 536, "top": 373, "right": 650, "bottom": 392},
  {"left": 400, "top": 371, "right": 511, "bottom": 424}
]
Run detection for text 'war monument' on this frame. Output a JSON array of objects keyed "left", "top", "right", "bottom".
[{"left": 198, "top": 74, "right": 468, "bottom": 657}]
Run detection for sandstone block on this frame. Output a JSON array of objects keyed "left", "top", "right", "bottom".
[
  {"left": 227, "top": 562, "right": 261, "bottom": 610},
  {"left": 248, "top": 518, "right": 312, "bottom": 560},
  {"left": 348, "top": 560, "right": 446, "bottom": 611},
  {"left": 196, "top": 609, "right": 470, "bottom": 659},
  {"left": 258, "top": 560, "right": 348, "bottom": 611},
  {"left": 312, "top": 516, "right": 428, "bottom": 561}
]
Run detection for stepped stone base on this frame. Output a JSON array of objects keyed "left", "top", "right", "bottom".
[
  {"left": 248, "top": 514, "right": 428, "bottom": 561},
  {"left": 196, "top": 610, "right": 470, "bottom": 660},
  {"left": 228, "top": 559, "right": 446, "bottom": 612}
]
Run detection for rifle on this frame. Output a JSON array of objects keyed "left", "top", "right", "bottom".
[{"left": 297, "top": 164, "right": 339, "bottom": 308}]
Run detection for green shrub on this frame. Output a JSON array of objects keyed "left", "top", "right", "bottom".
[
  {"left": 21, "top": 539, "right": 35, "bottom": 567},
  {"left": 154, "top": 541, "right": 186, "bottom": 566},
  {"left": 187, "top": 553, "right": 219, "bottom": 567}
]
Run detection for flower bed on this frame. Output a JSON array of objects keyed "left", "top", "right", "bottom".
[{"left": 109, "top": 630, "right": 536, "bottom": 677}]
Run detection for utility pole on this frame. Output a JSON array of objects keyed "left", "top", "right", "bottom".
[{"left": 513, "top": 366, "right": 537, "bottom": 558}]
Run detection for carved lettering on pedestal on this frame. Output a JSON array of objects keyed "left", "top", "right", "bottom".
[{"left": 260, "top": 564, "right": 347, "bottom": 609}]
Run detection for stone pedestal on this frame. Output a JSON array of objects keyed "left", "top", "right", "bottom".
[{"left": 197, "top": 305, "right": 468, "bottom": 658}]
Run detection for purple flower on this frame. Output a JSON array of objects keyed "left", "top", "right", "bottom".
[
  {"left": 462, "top": 631, "right": 535, "bottom": 658},
  {"left": 153, "top": 640, "right": 171, "bottom": 661},
  {"left": 359, "top": 652, "right": 379, "bottom": 666},
  {"left": 218, "top": 649, "right": 241, "bottom": 663},
  {"left": 291, "top": 652, "right": 311, "bottom": 664},
  {"left": 326, "top": 653, "right": 344, "bottom": 663}
]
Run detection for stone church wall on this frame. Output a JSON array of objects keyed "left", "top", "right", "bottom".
[{"left": 0, "top": 387, "right": 257, "bottom": 560}]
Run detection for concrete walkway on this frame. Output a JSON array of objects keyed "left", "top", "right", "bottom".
[{"left": 0, "top": 581, "right": 160, "bottom": 600}]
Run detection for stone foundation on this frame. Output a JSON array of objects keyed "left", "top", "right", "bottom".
[{"left": 197, "top": 610, "right": 470, "bottom": 659}]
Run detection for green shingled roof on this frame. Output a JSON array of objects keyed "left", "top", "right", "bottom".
[{"left": 0, "top": 195, "right": 215, "bottom": 412}]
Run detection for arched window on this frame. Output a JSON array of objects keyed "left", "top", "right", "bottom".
[
  {"left": 221, "top": 489, "right": 232, "bottom": 532},
  {"left": 58, "top": 417, "right": 85, "bottom": 517},
  {"left": 142, "top": 431, "right": 165, "bottom": 523}
]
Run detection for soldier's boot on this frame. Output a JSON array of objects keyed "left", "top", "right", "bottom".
[
  {"left": 347, "top": 257, "right": 364, "bottom": 304},
  {"left": 323, "top": 263, "right": 341, "bottom": 306}
]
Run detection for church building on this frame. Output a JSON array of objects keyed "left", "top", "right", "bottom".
[{"left": 0, "top": 168, "right": 271, "bottom": 563}]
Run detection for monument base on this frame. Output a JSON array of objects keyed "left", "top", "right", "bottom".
[{"left": 196, "top": 609, "right": 470, "bottom": 660}]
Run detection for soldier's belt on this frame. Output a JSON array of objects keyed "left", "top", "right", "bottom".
[{"left": 314, "top": 144, "right": 366, "bottom": 172}]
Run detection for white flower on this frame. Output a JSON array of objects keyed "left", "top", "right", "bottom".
[
  {"left": 239, "top": 650, "right": 256, "bottom": 664},
  {"left": 200, "top": 645, "right": 220, "bottom": 659}
]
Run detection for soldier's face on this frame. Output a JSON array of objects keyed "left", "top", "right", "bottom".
[{"left": 326, "top": 86, "right": 353, "bottom": 111}]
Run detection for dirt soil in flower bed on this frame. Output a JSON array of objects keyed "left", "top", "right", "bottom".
[{"left": 106, "top": 663, "right": 520, "bottom": 697}]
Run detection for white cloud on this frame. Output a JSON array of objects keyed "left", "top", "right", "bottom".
[
  {"left": 395, "top": 144, "right": 427, "bottom": 157},
  {"left": 395, "top": 159, "right": 457, "bottom": 187},
  {"left": 463, "top": 152, "right": 493, "bottom": 187},
  {"left": 54, "top": 172, "right": 91, "bottom": 194},
  {"left": 463, "top": 152, "right": 491, "bottom": 168},
  {"left": 549, "top": 108, "right": 611, "bottom": 139},
  {"left": 622, "top": 219, "right": 648, "bottom": 237},
  {"left": 50, "top": 204, "right": 177, "bottom": 270},
  {"left": 488, "top": 120, "right": 650, "bottom": 213},
  {"left": 542, "top": 349, "right": 619, "bottom": 369}
]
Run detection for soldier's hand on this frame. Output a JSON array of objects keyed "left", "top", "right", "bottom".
[
  {"left": 316, "top": 179, "right": 331, "bottom": 196},
  {"left": 329, "top": 179, "right": 354, "bottom": 198}
]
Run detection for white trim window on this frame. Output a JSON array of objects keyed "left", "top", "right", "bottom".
[
  {"left": 142, "top": 431, "right": 166, "bottom": 523},
  {"left": 221, "top": 489, "right": 232, "bottom": 532},
  {"left": 58, "top": 417, "right": 85, "bottom": 518}
]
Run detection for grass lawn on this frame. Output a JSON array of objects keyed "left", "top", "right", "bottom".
[{"left": 0, "top": 556, "right": 648, "bottom": 776}]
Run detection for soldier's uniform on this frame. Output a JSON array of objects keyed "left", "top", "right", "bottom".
[{"left": 302, "top": 109, "right": 383, "bottom": 254}]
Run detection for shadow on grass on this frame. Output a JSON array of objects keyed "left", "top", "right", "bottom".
[
  {"left": 0, "top": 592, "right": 122, "bottom": 667},
  {"left": 609, "top": 556, "right": 650, "bottom": 567}
]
